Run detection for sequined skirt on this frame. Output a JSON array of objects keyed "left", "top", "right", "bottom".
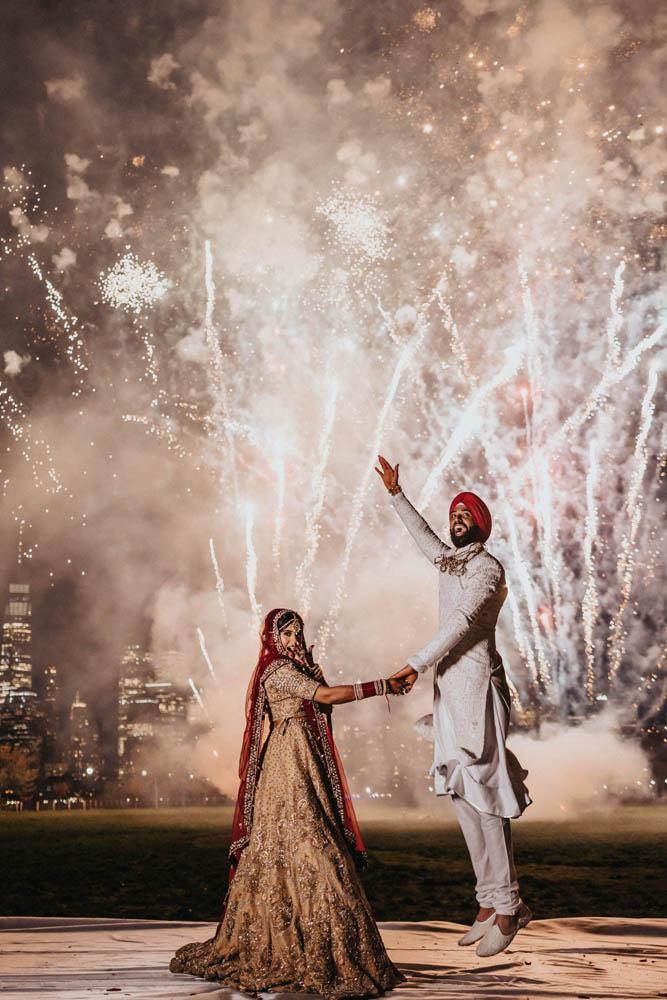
[{"left": 170, "top": 719, "right": 404, "bottom": 998}]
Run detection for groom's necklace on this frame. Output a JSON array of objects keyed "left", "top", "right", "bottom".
[{"left": 435, "top": 543, "right": 483, "bottom": 576}]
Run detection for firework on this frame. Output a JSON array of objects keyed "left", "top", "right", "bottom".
[
  {"left": 295, "top": 378, "right": 339, "bottom": 617},
  {"left": 316, "top": 189, "right": 392, "bottom": 265},
  {"left": 245, "top": 505, "right": 261, "bottom": 632},
  {"left": 318, "top": 320, "right": 426, "bottom": 655},
  {"left": 3, "top": 2, "right": 666, "bottom": 810},
  {"left": 209, "top": 537, "right": 228, "bottom": 630},
  {"left": 272, "top": 450, "right": 286, "bottom": 574},
  {"left": 98, "top": 252, "right": 169, "bottom": 314},
  {"left": 196, "top": 626, "right": 219, "bottom": 685},
  {"left": 582, "top": 440, "right": 600, "bottom": 701},
  {"left": 608, "top": 362, "right": 660, "bottom": 684},
  {"left": 188, "top": 678, "right": 206, "bottom": 713}
]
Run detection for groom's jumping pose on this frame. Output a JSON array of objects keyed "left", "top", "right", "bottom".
[{"left": 376, "top": 455, "right": 532, "bottom": 957}]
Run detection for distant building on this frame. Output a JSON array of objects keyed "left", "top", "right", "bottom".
[
  {"left": 42, "top": 665, "right": 67, "bottom": 777},
  {"left": 69, "top": 692, "right": 101, "bottom": 783},
  {"left": 118, "top": 645, "right": 160, "bottom": 774},
  {"left": 0, "top": 582, "right": 42, "bottom": 755},
  {"left": 0, "top": 582, "right": 33, "bottom": 706},
  {"left": 118, "top": 645, "right": 196, "bottom": 777}
]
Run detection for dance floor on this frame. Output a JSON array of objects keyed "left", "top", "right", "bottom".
[{"left": 0, "top": 915, "right": 664, "bottom": 999}]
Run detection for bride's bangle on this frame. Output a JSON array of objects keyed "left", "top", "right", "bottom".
[
  {"left": 353, "top": 679, "right": 387, "bottom": 700},
  {"left": 388, "top": 485, "right": 401, "bottom": 496}
]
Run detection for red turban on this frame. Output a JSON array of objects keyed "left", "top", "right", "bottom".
[{"left": 450, "top": 492, "right": 492, "bottom": 544}]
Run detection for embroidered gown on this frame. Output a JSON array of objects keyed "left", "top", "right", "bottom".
[{"left": 170, "top": 660, "right": 403, "bottom": 999}]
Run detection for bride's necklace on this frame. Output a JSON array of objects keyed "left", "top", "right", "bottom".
[{"left": 435, "top": 542, "right": 483, "bottom": 576}]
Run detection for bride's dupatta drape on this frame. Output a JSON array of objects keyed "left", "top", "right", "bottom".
[{"left": 223, "top": 608, "right": 365, "bottom": 919}]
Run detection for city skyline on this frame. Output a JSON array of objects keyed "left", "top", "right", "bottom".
[{"left": 0, "top": 574, "right": 215, "bottom": 807}]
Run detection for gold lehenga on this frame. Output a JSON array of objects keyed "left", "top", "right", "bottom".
[{"left": 170, "top": 661, "right": 403, "bottom": 998}]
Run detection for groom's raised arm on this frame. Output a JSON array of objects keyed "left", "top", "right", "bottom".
[
  {"left": 375, "top": 454, "right": 451, "bottom": 564},
  {"left": 390, "top": 491, "right": 451, "bottom": 565}
]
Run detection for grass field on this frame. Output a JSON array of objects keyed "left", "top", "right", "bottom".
[{"left": 2, "top": 805, "right": 664, "bottom": 924}]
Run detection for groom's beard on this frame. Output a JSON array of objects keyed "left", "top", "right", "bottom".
[{"left": 450, "top": 524, "right": 478, "bottom": 548}]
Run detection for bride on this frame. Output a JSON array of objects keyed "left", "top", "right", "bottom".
[{"left": 170, "top": 607, "right": 406, "bottom": 999}]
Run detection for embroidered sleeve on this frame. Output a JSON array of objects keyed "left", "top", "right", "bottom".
[
  {"left": 265, "top": 662, "right": 320, "bottom": 701},
  {"left": 391, "top": 491, "right": 452, "bottom": 563},
  {"left": 408, "top": 560, "right": 505, "bottom": 673}
]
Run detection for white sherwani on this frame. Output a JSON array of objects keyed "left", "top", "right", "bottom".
[{"left": 392, "top": 492, "right": 531, "bottom": 819}]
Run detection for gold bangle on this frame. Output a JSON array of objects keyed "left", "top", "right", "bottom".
[{"left": 388, "top": 485, "right": 402, "bottom": 496}]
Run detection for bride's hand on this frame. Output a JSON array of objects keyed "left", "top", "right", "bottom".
[
  {"left": 304, "top": 644, "right": 324, "bottom": 681},
  {"left": 387, "top": 675, "right": 411, "bottom": 695}
]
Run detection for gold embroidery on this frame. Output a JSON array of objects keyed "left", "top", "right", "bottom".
[
  {"left": 170, "top": 659, "right": 401, "bottom": 998},
  {"left": 435, "top": 542, "right": 483, "bottom": 576}
]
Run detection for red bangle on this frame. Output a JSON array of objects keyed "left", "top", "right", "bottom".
[{"left": 361, "top": 681, "right": 376, "bottom": 698}]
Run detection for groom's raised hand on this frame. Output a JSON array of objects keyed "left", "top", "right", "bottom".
[
  {"left": 375, "top": 454, "right": 399, "bottom": 492},
  {"left": 390, "top": 664, "right": 418, "bottom": 692}
]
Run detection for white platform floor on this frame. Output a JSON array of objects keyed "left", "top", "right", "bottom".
[{"left": 0, "top": 915, "right": 664, "bottom": 1000}]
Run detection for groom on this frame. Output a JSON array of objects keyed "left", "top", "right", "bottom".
[{"left": 375, "top": 455, "right": 532, "bottom": 957}]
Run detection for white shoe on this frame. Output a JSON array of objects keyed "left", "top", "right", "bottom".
[
  {"left": 475, "top": 903, "right": 532, "bottom": 957},
  {"left": 458, "top": 912, "right": 496, "bottom": 946}
]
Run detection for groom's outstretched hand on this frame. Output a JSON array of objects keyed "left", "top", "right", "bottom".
[
  {"left": 375, "top": 454, "right": 399, "bottom": 492},
  {"left": 390, "top": 664, "right": 418, "bottom": 692}
]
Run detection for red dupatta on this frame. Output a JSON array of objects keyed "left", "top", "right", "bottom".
[{"left": 223, "top": 608, "right": 365, "bottom": 917}]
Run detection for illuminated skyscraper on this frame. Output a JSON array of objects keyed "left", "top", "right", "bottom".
[
  {"left": 0, "top": 582, "right": 41, "bottom": 752},
  {"left": 42, "top": 665, "right": 67, "bottom": 775},
  {"left": 118, "top": 646, "right": 195, "bottom": 776},
  {"left": 117, "top": 645, "right": 160, "bottom": 775},
  {"left": 0, "top": 583, "right": 32, "bottom": 706},
  {"left": 69, "top": 692, "right": 101, "bottom": 783}
]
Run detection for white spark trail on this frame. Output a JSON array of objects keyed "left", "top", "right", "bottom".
[
  {"left": 605, "top": 261, "right": 625, "bottom": 369},
  {"left": 317, "top": 324, "right": 426, "bottom": 654},
  {"left": 535, "top": 450, "right": 561, "bottom": 628},
  {"left": 295, "top": 378, "right": 339, "bottom": 616},
  {"left": 480, "top": 440, "right": 539, "bottom": 687},
  {"left": 503, "top": 498, "right": 553, "bottom": 699},
  {"left": 0, "top": 380, "right": 63, "bottom": 492},
  {"left": 504, "top": 578, "right": 538, "bottom": 686},
  {"left": 209, "top": 538, "right": 228, "bottom": 630},
  {"left": 519, "top": 264, "right": 541, "bottom": 395},
  {"left": 518, "top": 269, "right": 561, "bottom": 623},
  {"left": 245, "top": 505, "right": 261, "bottom": 631},
  {"left": 272, "top": 450, "right": 286, "bottom": 574},
  {"left": 434, "top": 283, "right": 473, "bottom": 383},
  {"left": 561, "top": 320, "right": 665, "bottom": 438},
  {"left": 188, "top": 677, "right": 207, "bottom": 712},
  {"left": 196, "top": 626, "right": 219, "bottom": 685},
  {"left": 608, "top": 361, "right": 660, "bottom": 684},
  {"left": 29, "top": 254, "right": 87, "bottom": 393},
  {"left": 582, "top": 439, "right": 600, "bottom": 701},
  {"left": 418, "top": 343, "right": 525, "bottom": 510},
  {"left": 204, "top": 240, "right": 238, "bottom": 501}
]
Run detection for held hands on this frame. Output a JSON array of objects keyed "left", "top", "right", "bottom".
[
  {"left": 375, "top": 455, "right": 400, "bottom": 494},
  {"left": 389, "top": 664, "right": 418, "bottom": 693},
  {"left": 387, "top": 674, "right": 412, "bottom": 695}
]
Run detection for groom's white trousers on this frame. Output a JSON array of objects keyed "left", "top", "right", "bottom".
[{"left": 453, "top": 795, "right": 521, "bottom": 915}]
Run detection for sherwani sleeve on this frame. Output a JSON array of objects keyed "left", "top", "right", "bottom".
[
  {"left": 390, "top": 491, "right": 452, "bottom": 563},
  {"left": 407, "top": 560, "right": 504, "bottom": 674}
]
